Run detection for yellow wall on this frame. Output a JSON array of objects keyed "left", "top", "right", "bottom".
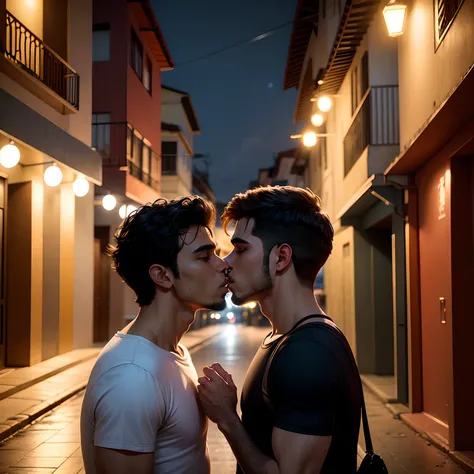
[
  {"left": 6, "top": 0, "right": 43, "bottom": 39},
  {"left": 398, "top": 0, "right": 474, "bottom": 150}
]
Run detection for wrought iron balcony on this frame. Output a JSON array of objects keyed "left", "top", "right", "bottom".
[
  {"left": 4, "top": 10, "right": 80, "bottom": 110},
  {"left": 344, "top": 86, "right": 399, "bottom": 176}
]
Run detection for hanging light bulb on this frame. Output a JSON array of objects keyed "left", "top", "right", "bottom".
[
  {"left": 126, "top": 205, "right": 137, "bottom": 215},
  {"left": 0, "top": 142, "right": 20, "bottom": 168},
  {"left": 317, "top": 96, "right": 332, "bottom": 112},
  {"left": 311, "top": 113, "right": 324, "bottom": 127},
  {"left": 383, "top": 0, "right": 407, "bottom": 37},
  {"left": 302, "top": 131, "right": 317, "bottom": 147},
  {"left": 119, "top": 204, "right": 127, "bottom": 219},
  {"left": 44, "top": 164, "right": 63, "bottom": 187},
  {"left": 73, "top": 177, "right": 90, "bottom": 197},
  {"left": 102, "top": 194, "right": 116, "bottom": 211}
]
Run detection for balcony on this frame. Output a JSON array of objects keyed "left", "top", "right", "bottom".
[
  {"left": 2, "top": 10, "right": 80, "bottom": 112},
  {"left": 92, "top": 121, "right": 160, "bottom": 192},
  {"left": 344, "top": 86, "right": 399, "bottom": 176}
]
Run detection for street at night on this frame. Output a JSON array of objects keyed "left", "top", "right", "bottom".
[
  {"left": 1, "top": 0, "right": 474, "bottom": 472},
  {"left": 0, "top": 325, "right": 468, "bottom": 473}
]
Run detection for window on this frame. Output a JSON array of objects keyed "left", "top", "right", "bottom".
[
  {"left": 162, "top": 141, "right": 178, "bottom": 175},
  {"left": 92, "top": 113, "right": 111, "bottom": 154},
  {"left": 143, "top": 56, "right": 152, "bottom": 93},
  {"left": 350, "top": 52, "right": 369, "bottom": 115},
  {"left": 92, "top": 24, "right": 110, "bottom": 62},
  {"left": 142, "top": 142, "right": 152, "bottom": 179},
  {"left": 130, "top": 28, "right": 143, "bottom": 79},
  {"left": 436, "top": 0, "right": 464, "bottom": 44},
  {"left": 132, "top": 130, "right": 143, "bottom": 168}
]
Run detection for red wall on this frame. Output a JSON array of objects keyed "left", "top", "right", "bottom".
[{"left": 92, "top": 0, "right": 162, "bottom": 157}]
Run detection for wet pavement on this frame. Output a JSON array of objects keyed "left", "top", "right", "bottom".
[{"left": 0, "top": 324, "right": 468, "bottom": 473}]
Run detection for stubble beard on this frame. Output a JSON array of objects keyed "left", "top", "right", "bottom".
[{"left": 231, "top": 253, "right": 273, "bottom": 306}]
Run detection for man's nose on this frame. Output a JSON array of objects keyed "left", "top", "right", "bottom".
[{"left": 216, "top": 257, "right": 230, "bottom": 273}]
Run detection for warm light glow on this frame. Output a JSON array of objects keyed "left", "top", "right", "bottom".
[
  {"left": 102, "top": 194, "right": 117, "bottom": 211},
  {"left": 44, "top": 164, "right": 63, "bottom": 187},
  {"left": 0, "top": 143, "right": 20, "bottom": 168},
  {"left": 311, "top": 113, "right": 324, "bottom": 127},
  {"left": 73, "top": 177, "right": 89, "bottom": 197},
  {"left": 383, "top": 0, "right": 407, "bottom": 37},
  {"left": 317, "top": 96, "right": 332, "bottom": 112},
  {"left": 119, "top": 204, "right": 138, "bottom": 219},
  {"left": 215, "top": 313, "right": 222, "bottom": 320},
  {"left": 302, "top": 131, "right": 317, "bottom": 147},
  {"left": 243, "top": 301, "right": 257, "bottom": 309}
]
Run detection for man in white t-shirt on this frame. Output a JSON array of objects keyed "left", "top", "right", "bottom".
[{"left": 81, "top": 196, "right": 229, "bottom": 474}]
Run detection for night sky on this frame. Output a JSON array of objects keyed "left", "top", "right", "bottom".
[{"left": 152, "top": 0, "right": 302, "bottom": 203}]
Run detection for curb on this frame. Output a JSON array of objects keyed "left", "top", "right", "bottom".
[
  {"left": 0, "top": 352, "right": 100, "bottom": 402},
  {"left": 400, "top": 414, "right": 474, "bottom": 474},
  {"left": 0, "top": 329, "right": 223, "bottom": 444}
]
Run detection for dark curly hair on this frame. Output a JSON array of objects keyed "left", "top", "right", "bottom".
[
  {"left": 107, "top": 196, "right": 216, "bottom": 306},
  {"left": 222, "top": 186, "right": 333, "bottom": 287}
]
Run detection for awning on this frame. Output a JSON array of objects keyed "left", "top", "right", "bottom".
[
  {"left": 315, "top": 0, "right": 379, "bottom": 96},
  {"left": 129, "top": 0, "right": 174, "bottom": 70},
  {"left": 283, "top": 0, "right": 319, "bottom": 90}
]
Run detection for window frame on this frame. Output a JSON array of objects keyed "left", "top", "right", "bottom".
[
  {"left": 143, "top": 55, "right": 152, "bottom": 94},
  {"left": 130, "top": 27, "right": 143, "bottom": 80},
  {"left": 434, "top": 0, "right": 465, "bottom": 48},
  {"left": 92, "top": 23, "right": 111, "bottom": 62}
]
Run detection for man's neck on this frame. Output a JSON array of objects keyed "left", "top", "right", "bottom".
[
  {"left": 260, "top": 285, "right": 324, "bottom": 335},
  {"left": 122, "top": 295, "right": 194, "bottom": 353}
]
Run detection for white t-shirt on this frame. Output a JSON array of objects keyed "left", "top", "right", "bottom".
[{"left": 80, "top": 332, "right": 210, "bottom": 474}]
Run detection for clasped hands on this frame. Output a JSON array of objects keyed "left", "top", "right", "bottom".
[{"left": 197, "top": 363, "right": 238, "bottom": 427}]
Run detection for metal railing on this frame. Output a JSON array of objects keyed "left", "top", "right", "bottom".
[
  {"left": 128, "top": 160, "right": 158, "bottom": 190},
  {"left": 91, "top": 122, "right": 159, "bottom": 190},
  {"left": 344, "top": 85, "right": 399, "bottom": 176},
  {"left": 92, "top": 122, "right": 127, "bottom": 167},
  {"left": 4, "top": 10, "right": 80, "bottom": 109}
]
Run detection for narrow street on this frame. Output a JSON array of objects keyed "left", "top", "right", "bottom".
[{"left": 0, "top": 324, "right": 468, "bottom": 473}]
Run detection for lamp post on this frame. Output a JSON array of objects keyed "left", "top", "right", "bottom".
[{"left": 383, "top": 0, "right": 407, "bottom": 37}]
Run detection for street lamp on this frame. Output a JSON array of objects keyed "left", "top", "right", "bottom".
[
  {"left": 44, "top": 164, "right": 63, "bottom": 187},
  {"left": 102, "top": 194, "right": 117, "bottom": 211},
  {"left": 302, "top": 131, "right": 317, "bottom": 147},
  {"left": 383, "top": 0, "right": 407, "bottom": 37},
  {"left": 0, "top": 142, "right": 20, "bottom": 168},
  {"left": 73, "top": 176, "right": 90, "bottom": 197},
  {"left": 311, "top": 113, "right": 324, "bottom": 127},
  {"left": 317, "top": 96, "right": 332, "bottom": 112}
]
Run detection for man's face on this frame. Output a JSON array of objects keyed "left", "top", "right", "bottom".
[
  {"left": 224, "top": 218, "right": 272, "bottom": 305},
  {"left": 174, "top": 226, "right": 228, "bottom": 311}
]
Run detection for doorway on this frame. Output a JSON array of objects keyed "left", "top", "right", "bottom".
[{"left": 417, "top": 158, "right": 452, "bottom": 425}]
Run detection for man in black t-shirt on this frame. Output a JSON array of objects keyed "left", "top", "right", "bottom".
[{"left": 197, "top": 186, "right": 361, "bottom": 474}]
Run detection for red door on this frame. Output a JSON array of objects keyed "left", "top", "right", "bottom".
[{"left": 417, "top": 158, "right": 453, "bottom": 425}]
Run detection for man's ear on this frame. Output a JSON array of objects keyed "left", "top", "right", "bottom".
[
  {"left": 149, "top": 264, "right": 173, "bottom": 290},
  {"left": 275, "top": 243, "right": 293, "bottom": 274}
]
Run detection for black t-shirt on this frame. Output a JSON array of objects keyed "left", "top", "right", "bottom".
[{"left": 238, "top": 316, "right": 361, "bottom": 474}]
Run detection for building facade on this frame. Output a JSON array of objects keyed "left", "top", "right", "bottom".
[
  {"left": 161, "top": 85, "right": 200, "bottom": 200},
  {"left": 285, "top": 0, "right": 474, "bottom": 460},
  {"left": 0, "top": 0, "right": 102, "bottom": 367},
  {"left": 91, "top": 0, "right": 173, "bottom": 342},
  {"left": 385, "top": 0, "right": 474, "bottom": 454}
]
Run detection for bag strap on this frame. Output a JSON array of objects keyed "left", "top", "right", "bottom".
[{"left": 262, "top": 319, "right": 374, "bottom": 453}]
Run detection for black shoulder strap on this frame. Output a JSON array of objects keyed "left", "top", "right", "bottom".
[{"left": 262, "top": 321, "right": 373, "bottom": 453}]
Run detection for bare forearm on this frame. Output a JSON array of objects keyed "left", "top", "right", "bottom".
[{"left": 218, "top": 414, "right": 279, "bottom": 474}]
